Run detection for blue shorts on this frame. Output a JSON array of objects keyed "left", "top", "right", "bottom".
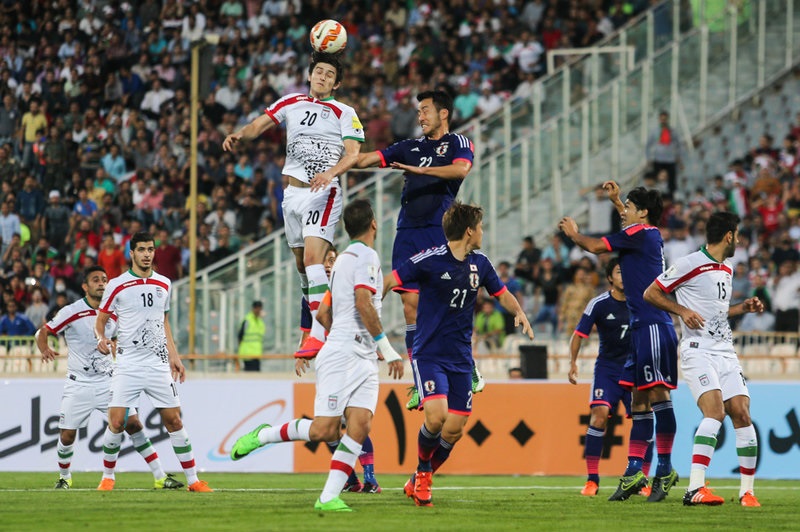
[
  {"left": 412, "top": 358, "right": 472, "bottom": 415},
  {"left": 590, "top": 364, "right": 631, "bottom": 416},
  {"left": 392, "top": 226, "right": 447, "bottom": 293},
  {"left": 619, "top": 322, "right": 678, "bottom": 390}
]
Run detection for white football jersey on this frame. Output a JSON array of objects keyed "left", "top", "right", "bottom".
[
  {"left": 45, "top": 298, "right": 118, "bottom": 383},
  {"left": 100, "top": 270, "right": 172, "bottom": 371},
  {"left": 265, "top": 93, "right": 364, "bottom": 183},
  {"left": 655, "top": 247, "right": 735, "bottom": 356},
  {"left": 325, "top": 241, "right": 383, "bottom": 359}
]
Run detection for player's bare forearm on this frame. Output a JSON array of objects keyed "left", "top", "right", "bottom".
[
  {"left": 391, "top": 160, "right": 471, "bottom": 180},
  {"left": 558, "top": 217, "right": 608, "bottom": 254},
  {"left": 355, "top": 150, "right": 382, "bottom": 169},
  {"left": 311, "top": 139, "right": 362, "bottom": 191},
  {"left": 497, "top": 290, "right": 534, "bottom": 339},
  {"left": 223, "top": 114, "right": 274, "bottom": 151},
  {"left": 35, "top": 327, "right": 57, "bottom": 361},
  {"left": 354, "top": 289, "right": 383, "bottom": 338},
  {"left": 644, "top": 282, "right": 684, "bottom": 315},
  {"left": 316, "top": 301, "right": 333, "bottom": 331},
  {"left": 729, "top": 297, "right": 764, "bottom": 318},
  {"left": 95, "top": 311, "right": 112, "bottom": 354},
  {"left": 569, "top": 333, "right": 583, "bottom": 365}
]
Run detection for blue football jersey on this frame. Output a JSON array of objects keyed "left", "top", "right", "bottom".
[
  {"left": 393, "top": 245, "right": 506, "bottom": 370},
  {"left": 601, "top": 224, "right": 672, "bottom": 326},
  {"left": 574, "top": 291, "right": 631, "bottom": 368},
  {"left": 379, "top": 133, "right": 474, "bottom": 229}
]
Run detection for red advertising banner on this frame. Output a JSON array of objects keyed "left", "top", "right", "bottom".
[{"left": 294, "top": 382, "right": 632, "bottom": 476}]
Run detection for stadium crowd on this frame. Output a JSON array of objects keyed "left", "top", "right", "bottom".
[{"left": 0, "top": 0, "right": 668, "bottom": 331}]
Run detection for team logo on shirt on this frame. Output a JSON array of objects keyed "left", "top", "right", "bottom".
[
  {"left": 435, "top": 142, "right": 449, "bottom": 156},
  {"left": 699, "top": 374, "right": 709, "bottom": 386},
  {"left": 156, "top": 287, "right": 164, "bottom": 298},
  {"left": 321, "top": 107, "right": 330, "bottom": 120},
  {"left": 328, "top": 395, "right": 338, "bottom": 410},
  {"left": 424, "top": 380, "right": 436, "bottom": 393},
  {"left": 469, "top": 273, "right": 479, "bottom": 289}
]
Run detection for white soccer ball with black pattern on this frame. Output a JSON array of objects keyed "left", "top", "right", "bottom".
[{"left": 310, "top": 19, "right": 348, "bottom": 54}]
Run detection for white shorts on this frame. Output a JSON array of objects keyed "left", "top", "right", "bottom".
[
  {"left": 314, "top": 342, "right": 379, "bottom": 418},
  {"left": 681, "top": 346, "right": 749, "bottom": 403},
  {"left": 59, "top": 380, "right": 138, "bottom": 429},
  {"left": 109, "top": 366, "right": 181, "bottom": 409},
  {"left": 282, "top": 184, "right": 342, "bottom": 248}
]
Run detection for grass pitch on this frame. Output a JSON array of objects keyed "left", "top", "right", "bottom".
[{"left": 1, "top": 473, "right": 797, "bottom": 531}]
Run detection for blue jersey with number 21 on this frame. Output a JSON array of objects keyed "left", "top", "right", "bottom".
[{"left": 392, "top": 245, "right": 506, "bottom": 371}]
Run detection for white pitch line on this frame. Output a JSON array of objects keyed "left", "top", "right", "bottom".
[{"left": 2, "top": 485, "right": 799, "bottom": 493}]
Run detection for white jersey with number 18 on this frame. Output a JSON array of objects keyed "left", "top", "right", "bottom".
[{"left": 100, "top": 269, "right": 172, "bottom": 371}]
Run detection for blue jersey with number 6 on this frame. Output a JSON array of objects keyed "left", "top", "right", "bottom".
[
  {"left": 392, "top": 245, "right": 506, "bottom": 370},
  {"left": 378, "top": 133, "right": 474, "bottom": 229}
]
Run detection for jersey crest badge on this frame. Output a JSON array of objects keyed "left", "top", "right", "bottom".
[
  {"left": 699, "top": 374, "right": 709, "bottom": 386},
  {"left": 469, "top": 264, "right": 478, "bottom": 272},
  {"left": 321, "top": 106, "right": 330, "bottom": 120},
  {"left": 469, "top": 272, "right": 479, "bottom": 289},
  {"left": 435, "top": 142, "right": 449, "bottom": 156},
  {"left": 156, "top": 287, "right": 164, "bottom": 298},
  {"left": 328, "top": 395, "right": 338, "bottom": 410}
]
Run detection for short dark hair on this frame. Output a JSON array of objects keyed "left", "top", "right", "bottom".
[
  {"left": 343, "top": 199, "right": 375, "bottom": 239},
  {"left": 309, "top": 51, "right": 344, "bottom": 84},
  {"left": 130, "top": 231, "right": 155, "bottom": 250},
  {"left": 417, "top": 90, "right": 454, "bottom": 124},
  {"left": 706, "top": 212, "right": 740, "bottom": 245},
  {"left": 626, "top": 187, "right": 663, "bottom": 226},
  {"left": 442, "top": 201, "right": 483, "bottom": 241},
  {"left": 84, "top": 265, "right": 107, "bottom": 284},
  {"left": 605, "top": 257, "right": 620, "bottom": 280}
]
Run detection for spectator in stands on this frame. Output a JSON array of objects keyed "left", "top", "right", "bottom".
[
  {"left": 532, "top": 257, "right": 560, "bottom": 337},
  {"left": 558, "top": 267, "right": 595, "bottom": 336},
  {"left": 496, "top": 261, "right": 524, "bottom": 335},
  {"left": 19, "top": 98, "right": 47, "bottom": 170},
  {"left": 153, "top": 229, "right": 183, "bottom": 281},
  {"left": 96, "top": 233, "right": 127, "bottom": 280},
  {"left": 541, "top": 233, "right": 571, "bottom": 273},
  {"left": 770, "top": 259, "right": 800, "bottom": 333},
  {"left": 474, "top": 299, "right": 506, "bottom": 353},
  {"left": 514, "top": 235, "right": 541, "bottom": 284},
  {"left": 0, "top": 299, "right": 36, "bottom": 338},
  {"left": 25, "top": 287, "right": 49, "bottom": 329},
  {"left": 17, "top": 176, "right": 45, "bottom": 241},
  {"left": 739, "top": 271, "right": 775, "bottom": 331},
  {"left": 42, "top": 191, "right": 72, "bottom": 253},
  {"left": 0, "top": 200, "right": 20, "bottom": 257},
  {"left": 646, "top": 110, "right": 683, "bottom": 195}
]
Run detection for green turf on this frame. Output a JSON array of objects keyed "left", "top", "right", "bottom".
[{"left": 0, "top": 473, "right": 796, "bottom": 531}]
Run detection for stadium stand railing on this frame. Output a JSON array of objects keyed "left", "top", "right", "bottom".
[{"left": 170, "top": 0, "right": 800, "bottom": 358}]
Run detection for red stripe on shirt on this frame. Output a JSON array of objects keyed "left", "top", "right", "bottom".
[
  {"left": 320, "top": 187, "right": 337, "bottom": 226},
  {"left": 354, "top": 284, "right": 377, "bottom": 294},
  {"left": 265, "top": 95, "right": 306, "bottom": 120},
  {"left": 658, "top": 263, "right": 733, "bottom": 294},
  {"left": 377, "top": 150, "right": 387, "bottom": 168},
  {"left": 47, "top": 309, "right": 97, "bottom": 334},
  {"left": 601, "top": 236, "right": 613, "bottom": 251},
  {"left": 264, "top": 108, "right": 279, "bottom": 124},
  {"left": 574, "top": 330, "right": 589, "bottom": 338},
  {"left": 101, "top": 278, "right": 170, "bottom": 313},
  {"left": 453, "top": 157, "right": 472, "bottom": 168}
]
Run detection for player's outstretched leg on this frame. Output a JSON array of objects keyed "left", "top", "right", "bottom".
[
  {"left": 359, "top": 436, "right": 381, "bottom": 493},
  {"left": 736, "top": 424, "right": 760, "bottom": 507},
  {"left": 98, "top": 427, "right": 122, "bottom": 491},
  {"left": 315, "top": 435, "right": 363, "bottom": 512},
  {"left": 648, "top": 399, "right": 678, "bottom": 502},
  {"left": 609, "top": 411, "right": 652, "bottom": 501},
  {"left": 582, "top": 426, "right": 604, "bottom": 496},
  {"left": 55, "top": 436, "right": 74, "bottom": 489},
  {"left": 232, "top": 419, "right": 313, "bottom": 460}
]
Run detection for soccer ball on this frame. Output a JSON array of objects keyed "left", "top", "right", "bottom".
[{"left": 310, "top": 19, "right": 347, "bottom": 54}]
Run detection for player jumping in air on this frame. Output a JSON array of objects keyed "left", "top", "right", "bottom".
[
  {"left": 37, "top": 266, "right": 183, "bottom": 490},
  {"left": 383, "top": 202, "right": 533, "bottom": 506},
  {"left": 644, "top": 212, "right": 763, "bottom": 507},
  {"left": 569, "top": 258, "right": 654, "bottom": 497},
  {"left": 223, "top": 51, "right": 364, "bottom": 361},
  {"left": 355, "top": 90, "right": 484, "bottom": 410},
  {"left": 560, "top": 182, "right": 679, "bottom": 502}
]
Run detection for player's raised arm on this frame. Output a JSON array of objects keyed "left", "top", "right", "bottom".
[
  {"left": 603, "top": 180, "right": 626, "bottom": 217},
  {"left": 643, "top": 281, "right": 705, "bottom": 329},
  {"left": 355, "top": 151, "right": 384, "bottom": 169},
  {"left": 222, "top": 113, "right": 276, "bottom": 152},
  {"left": 496, "top": 289, "right": 534, "bottom": 340},
  {"left": 559, "top": 217, "right": 610, "bottom": 254},
  {"left": 95, "top": 310, "right": 112, "bottom": 355},
  {"left": 35, "top": 326, "right": 59, "bottom": 362},
  {"left": 354, "top": 287, "right": 403, "bottom": 379},
  {"left": 389, "top": 159, "right": 471, "bottom": 180}
]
